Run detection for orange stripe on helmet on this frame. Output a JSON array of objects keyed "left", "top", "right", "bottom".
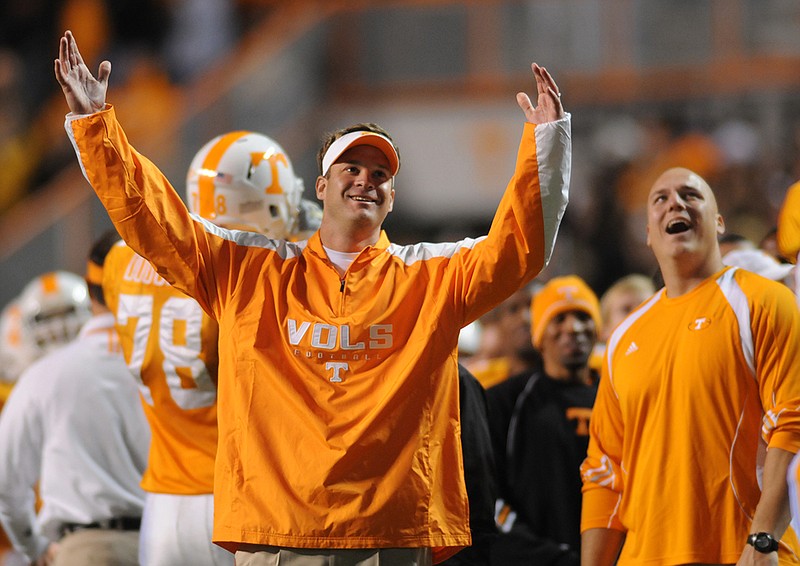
[
  {"left": 198, "top": 131, "right": 249, "bottom": 220},
  {"left": 41, "top": 272, "right": 58, "bottom": 294},
  {"left": 8, "top": 305, "right": 21, "bottom": 345}
]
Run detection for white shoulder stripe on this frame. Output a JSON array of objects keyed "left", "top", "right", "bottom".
[
  {"left": 192, "top": 214, "right": 307, "bottom": 260},
  {"left": 536, "top": 114, "right": 571, "bottom": 266},
  {"left": 606, "top": 289, "right": 663, "bottom": 383},
  {"left": 386, "top": 237, "right": 485, "bottom": 265},
  {"left": 715, "top": 268, "right": 755, "bottom": 377}
]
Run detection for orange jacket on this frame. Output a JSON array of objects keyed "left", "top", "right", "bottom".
[
  {"left": 778, "top": 181, "right": 800, "bottom": 265},
  {"left": 67, "top": 106, "right": 571, "bottom": 556}
]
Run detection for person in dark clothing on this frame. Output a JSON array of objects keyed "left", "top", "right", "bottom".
[
  {"left": 441, "top": 365, "right": 499, "bottom": 566},
  {"left": 486, "top": 275, "right": 601, "bottom": 565}
]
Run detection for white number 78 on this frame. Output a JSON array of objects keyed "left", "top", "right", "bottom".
[{"left": 116, "top": 293, "right": 216, "bottom": 410}]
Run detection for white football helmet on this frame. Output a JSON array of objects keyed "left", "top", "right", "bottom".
[
  {"left": 294, "top": 199, "right": 323, "bottom": 240},
  {"left": 17, "top": 271, "right": 92, "bottom": 358},
  {"left": 0, "top": 298, "right": 37, "bottom": 382},
  {"left": 186, "top": 131, "right": 304, "bottom": 238}
]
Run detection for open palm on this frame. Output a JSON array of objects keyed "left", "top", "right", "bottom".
[
  {"left": 516, "top": 63, "right": 564, "bottom": 124},
  {"left": 54, "top": 31, "right": 110, "bottom": 115}
]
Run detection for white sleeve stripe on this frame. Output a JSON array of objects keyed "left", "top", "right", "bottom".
[
  {"left": 535, "top": 114, "right": 571, "bottom": 266},
  {"left": 65, "top": 117, "right": 91, "bottom": 185},
  {"left": 606, "top": 494, "right": 623, "bottom": 529},
  {"left": 191, "top": 214, "right": 307, "bottom": 260},
  {"left": 715, "top": 268, "right": 755, "bottom": 377},
  {"left": 729, "top": 396, "right": 756, "bottom": 521},
  {"left": 584, "top": 467, "right": 615, "bottom": 487},
  {"left": 762, "top": 406, "right": 796, "bottom": 437},
  {"left": 583, "top": 455, "right": 617, "bottom": 489},
  {"left": 385, "top": 237, "right": 485, "bottom": 265},
  {"left": 383, "top": 115, "right": 571, "bottom": 267}
]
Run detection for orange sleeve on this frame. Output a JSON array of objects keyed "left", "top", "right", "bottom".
[
  {"left": 580, "top": 351, "right": 626, "bottom": 533},
  {"left": 747, "top": 272, "right": 800, "bottom": 454},
  {"left": 777, "top": 181, "right": 800, "bottom": 263},
  {"left": 67, "top": 106, "right": 229, "bottom": 319},
  {"left": 581, "top": 486, "right": 625, "bottom": 532}
]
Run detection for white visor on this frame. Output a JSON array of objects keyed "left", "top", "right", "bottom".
[{"left": 321, "top": 131, "right": 400, "bottom": 177}]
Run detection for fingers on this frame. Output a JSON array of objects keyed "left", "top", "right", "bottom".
[
  {"left": 519, "top": 63, "right": 565, "bottom": 123},
  {"left": 68, "top": 31, "right": 85, "bottom": 68},
  {"left": 58, "top": 31, "right": 82, "bottom": 73},
  {"left": 97, "top": 60, "right": 112, "bottom": 85},
  {"left": 58, "top": 36, "right": 69, "bottom": 73},
  {"left": 531, "top": 63, "right": 545, "bottom": 97},
  {"left": 54, "top": 59, "right": 64, "bottom": 84},
  {"left": 532, "top": 62, "right": 561, "bottom": 98},
  {"left": 516, "top": 92, "right": 534, "bottom": 120},
  {"left": 541, "top": 66, "right": 561, "bottom": 97},
  {"left": 548, "top": 88, "right": 564, "bottom": 115}
]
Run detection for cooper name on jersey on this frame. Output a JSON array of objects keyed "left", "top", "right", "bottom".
[{"left": 123, "top": 254, "right": 170, "bottom": 287}]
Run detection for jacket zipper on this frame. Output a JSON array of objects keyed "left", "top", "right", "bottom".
[{"left": 338, "top": 278, "right": 346, "bottom": 316}]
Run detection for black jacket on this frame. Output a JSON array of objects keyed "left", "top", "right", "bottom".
[
  {"left": 440, "top": 365, "right": 499, "bottom": 565},
  {"left": 485, "top": 370, "right": 598, "bottom": 565}
]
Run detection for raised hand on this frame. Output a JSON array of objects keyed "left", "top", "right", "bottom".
[
  {"left": 516, "top": 63, "right": 564, "bottom": 124},
  {"left": 54, "top": 30, "right": 111, "bottom": 115}
]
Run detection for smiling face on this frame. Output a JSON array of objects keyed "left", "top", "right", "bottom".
[
  {"left": 539, "top": 309, "right": 597, "bottom": 379},
  {"left": 315, "top": 144, "right": 395, "bottom": 248},
  {"left": 646, "top": 167, "right": 725, "bottom": 266}
]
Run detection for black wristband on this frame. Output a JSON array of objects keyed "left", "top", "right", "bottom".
[{"left": 747, "top": 532, "right": 779, "bottom": 554}]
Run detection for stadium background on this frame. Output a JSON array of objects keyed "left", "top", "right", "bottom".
[{"left": 2, "top": 0, "right": 800, "bottom": 307}]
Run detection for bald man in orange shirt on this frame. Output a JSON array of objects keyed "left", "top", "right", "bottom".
[{"left": 581, "top": 168, "right": 800, "bottom": 566}]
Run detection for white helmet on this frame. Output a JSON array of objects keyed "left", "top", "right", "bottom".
[
  {"left": 294, "top": 199, "right": 323, "bottom": 240},
  {"left": 0, "top": 298, "right": 37, "bottom": 382},
  {"left": 186, "top": 131, "right": 304, "bottom": 238},
  {"left": 17, "top": 271, "right": 92, "bottom": 358}
]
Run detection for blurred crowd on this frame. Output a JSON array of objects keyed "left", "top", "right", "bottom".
[
  {"left": 0, "top": 0, "right": 283, "bottom": 215},
  {"left": 553, "top": 110, "right": 800, "bottom": 298}
]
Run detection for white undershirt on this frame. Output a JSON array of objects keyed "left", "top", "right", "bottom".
[{"left": 323, "top": 247, "right": 359, "bottom": 277}]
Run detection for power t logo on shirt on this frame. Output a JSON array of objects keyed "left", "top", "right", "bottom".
[
  {"left": 326, "top": 362, "right": 348, "bottom": 382},
  {"left": 689, "top": 317, "right": 712, "bottom": 331}
]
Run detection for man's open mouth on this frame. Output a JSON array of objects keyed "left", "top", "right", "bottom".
[{"left": 665, "top": 219, "right": 691, "bottom": 235}]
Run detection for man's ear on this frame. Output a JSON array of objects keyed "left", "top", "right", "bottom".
[
  {"left": 315, "top": 176, "right": 327, "bottom": 199},
  {"left": 387, "top": 188, "right": 395, "bottom": 213},
  {"left": 716, "top": 213, "right": 725, "bottom": 235},
  {"left": 645, "top": 224, "right": 651, "bottom": 248}
]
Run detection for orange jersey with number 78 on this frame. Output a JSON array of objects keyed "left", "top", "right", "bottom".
[{"left": 103, "top": 241, "right": 219, "bottom": 494}]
